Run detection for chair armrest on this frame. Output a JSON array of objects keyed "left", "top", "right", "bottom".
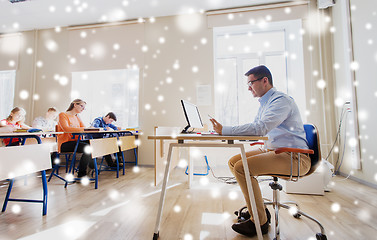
[
  {"left": 250, "top": 141, "right": 265, "bottom": 147},
  {"left": 274, "top": 147, "right": 314, "bottom": 155}
]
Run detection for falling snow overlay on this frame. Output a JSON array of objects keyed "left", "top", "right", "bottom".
[{"left": 0, "top": 0, "right": 377, "bottom": 239}]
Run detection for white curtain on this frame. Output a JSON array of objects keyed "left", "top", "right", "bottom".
[{"left": 0, "top": 70, "right": 15, "bottom": 120}]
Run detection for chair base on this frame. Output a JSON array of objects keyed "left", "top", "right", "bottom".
[
  {"left": 184, "top": 155, "right": 210, "bottom": 176},
  {"left": 265, "top": 178, "right": 327, "bottom": 240}
]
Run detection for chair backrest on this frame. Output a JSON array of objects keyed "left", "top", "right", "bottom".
[
  {"left": 118, "top": 135, "right": 137, "bottom": 151},
  {"left": 89, "top": 137, "right": 119, "bottom": 158},
  {"left": 304, "top": 123, "right": 321, "bottom": 176},
  {"left": 0, "top": 144, "right": 52, "bottom": 181}
]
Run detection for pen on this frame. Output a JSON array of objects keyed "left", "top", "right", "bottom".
[{"left": 208, "top": 114, "right": 214, "bottom": 119}]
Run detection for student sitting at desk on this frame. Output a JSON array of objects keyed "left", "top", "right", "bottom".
[
  {"left": 32, "top": 107, "right": 59, "bottom": 132},
  {"left": 91, "top": 112, "right": 121, "bottom": 131},
  {"left": 1, "top": 107, "right": 31, "bottom": 146},
  {"left": 91, "top": 112, "right": 122, "bottom": 167},
  {"left": 57, "top": 99, "right": 94, "bottom": 178},
  {"left": 210, "top": 65, "right": 310, "bottom": 238}
]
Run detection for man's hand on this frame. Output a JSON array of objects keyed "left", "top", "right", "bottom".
[
  {"left": 209, "top": 118, "right": 223, "bottom": 135},
  {"left": 117, "top": 127, "right": 122, "bottom": 130}
]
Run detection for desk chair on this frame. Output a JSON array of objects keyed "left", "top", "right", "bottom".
[
  {"left": 97, "top": 154, "right": 122, "bottom": 177},
  {"left": 89, "top": 137, "right": 120, "bottom": 188},
  {"left": 184, "top": 155, "right": 210, "bottom": 176},
  {"left": 265, "top": 124, "right": 327, "bottom": 240},
  {"left": 48, "top": 152, "right": 75, "bottom": 183},
  {"left": 1, "top": 144, "right": 51, "bottom": 216},
  {"left": 236, "top": 124, "right": 326, "bottom": 240},
  {"left": 118, "top": 135, "right": 138, "bottom": 172},
  {"left": 47, "top": 129, "right": 76, "bottom": 184},
  {"left": 119, "top": 135, "right": 138, "bottom": 166},
  {"left": 97, "top": 134, "right": 138, "bottom": 177}
]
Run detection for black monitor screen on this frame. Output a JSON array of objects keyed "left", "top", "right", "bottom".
[{"left": 181, "top": 100, "right": 203, "bottom": 133}]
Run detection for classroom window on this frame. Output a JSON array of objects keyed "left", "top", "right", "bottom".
[
  {"left": 71, "top": 68, "right": 139, "bottom": 128},
  {"left": 0, "top": 70, "right": 15, "bottom": 119},
  {"left": 213, "top": 20, "right": 307, "bottom": 126}
]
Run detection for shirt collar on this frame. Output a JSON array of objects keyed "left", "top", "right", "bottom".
[{"left": 259, "top": 87, "right": 276, "bottom": 105}]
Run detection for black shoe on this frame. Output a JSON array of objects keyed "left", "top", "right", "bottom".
[
  {"left": 77, "top": 172, "right": 87, "bottom": 178},
  {"left": 231, "top": 219, "right": 269, "bottom": 237},
  {"left": 238, "top": 208, "right": 271, "bottom": 223}
]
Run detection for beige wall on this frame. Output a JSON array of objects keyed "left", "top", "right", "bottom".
[
  {"left": 1, "top": 1, "right": 337, "bottom": 168},
  {"left": 141, "top": 13, "right": 215, "bottom": 167},
  {"left": 332, "top": 0, "right": 377, "bottom": 186}
]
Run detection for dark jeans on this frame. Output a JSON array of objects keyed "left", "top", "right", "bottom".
[
  {"left": 51, "top": 152, "right": 58, "bottom": 166},
  {"left": 104, "top": 152, "right": 122, "bottom": 166},
  {"left": 61, "top": 140, "right": 93, "bottom": 177}
]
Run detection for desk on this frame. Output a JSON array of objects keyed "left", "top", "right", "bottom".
[
  {"left": 148, "top": 134, "right": 267, "bottom": 240},
  {"left": 68, "top": 130, "right": 138, "bottom": 173},
  {"left": 0, "top": 131, "right": 62, "bottom": 145},
  {"left": 0, "top": 132, "right": 62, "bottom": 216},
  {"left": 55, "top": 130, "right": 138, "bottom": 188}
]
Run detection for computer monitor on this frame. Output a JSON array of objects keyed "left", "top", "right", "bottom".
[{"left": 181, "top": 100, "right": 203, "bottom": 133}]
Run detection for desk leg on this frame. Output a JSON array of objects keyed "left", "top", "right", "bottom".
[
  {"left": 41, "top": 170, "right": 48, "bottom": 216},
  {"left": 134, "top": 148, "right": 138, "bottom": 166},
  {"left": 188, "top": 148, "right": 193, "bottom": 189},
  {"left": 153, "top": 144, "right": 174, "bottom": 240},
  {"left": 121, "top": 151, "right": 126, "bottom": 175},
  {"left": 1, "top": 179, "right": 14, "bottom": 213},
  {"left": 240, "top": 145, "right": 263, "bottom": 240},
  {"left": 94, "top": 158, "right": 98, "bottom": 189},
  {"left": 115, "top": 153, "right": 119, "bottom": 179}
]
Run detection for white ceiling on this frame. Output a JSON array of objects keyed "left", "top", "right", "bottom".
[{"left": 0, "top": 0, "right": 288, "bottom": 34}]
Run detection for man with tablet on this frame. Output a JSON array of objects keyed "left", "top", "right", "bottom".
[{"left": 210, "top": 65, "right": 310, "bottom": 238}]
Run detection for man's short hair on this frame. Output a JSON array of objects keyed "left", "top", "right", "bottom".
[
  {"left": 245, "top": 65, "right": 273, "bottom": 86},
  {"left": 105, "top": 112, "right": 117, "bottom": 121}
]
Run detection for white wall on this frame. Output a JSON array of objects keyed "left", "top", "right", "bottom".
[{"left": 332, "top": 0, "right": 377, "bottom": 185}]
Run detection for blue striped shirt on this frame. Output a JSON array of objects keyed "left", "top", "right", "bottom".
[
  {"left": 222, "top": 87, "right": 308, "bottom": 150},
  {"left": 92, "top": 117, "right": 118, "bottom": 131}
]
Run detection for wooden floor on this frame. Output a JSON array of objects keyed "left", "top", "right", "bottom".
[{"left": 0, "top": 165, "right": 376, "bottom": 240}]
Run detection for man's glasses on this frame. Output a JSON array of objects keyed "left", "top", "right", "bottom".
[{"left": 247, "top": 77, "right": 264, "bottom": 87}]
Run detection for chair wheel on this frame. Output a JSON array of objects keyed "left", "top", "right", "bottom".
[
  {"left": 293, "top": 213, "right": 301, "bottom": 218},
  {"left": 316, "top": 233, "right": 327, "bottom": 240}
]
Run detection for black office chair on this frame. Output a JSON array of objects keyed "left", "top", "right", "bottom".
[{"left": 235, "top": 124, "right": 327, "bottom": 240}]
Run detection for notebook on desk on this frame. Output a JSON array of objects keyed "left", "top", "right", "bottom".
[
  {"left": 199, "top": 131, "right": 219, "bottom": 135},
  {"left": 84, "top": 128, "right": 100, "bottom": 132},
  {"left": 13, "top": 129, "right": 28, "bottom": 133}
]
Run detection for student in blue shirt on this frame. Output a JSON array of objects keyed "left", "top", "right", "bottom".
[
  {"left": 210, "top": 65, "right": 310, "bottom": 238},
  {"left": 92, "top": 112, "right": 121, "bottom": 131},
  {"left": 92, "top": 112, "right": 122, "bottom": 167}
]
